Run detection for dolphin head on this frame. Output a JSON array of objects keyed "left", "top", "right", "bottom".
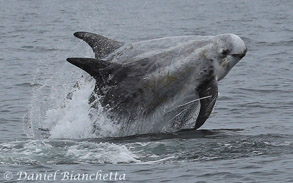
[{"left": 211, "top": 34, "right": 247, "bottom": 81}]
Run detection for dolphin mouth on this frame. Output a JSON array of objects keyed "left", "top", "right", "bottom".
[
  {"left": 231, "top": 53, "right": 245, "bottom": 59},
  {"left": 231, "top": 47, "right": 247, "bottom": 59}
]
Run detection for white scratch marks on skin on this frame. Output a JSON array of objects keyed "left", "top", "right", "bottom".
[{"left": 165, "top": 95, "right": 212, "bottom": 114}]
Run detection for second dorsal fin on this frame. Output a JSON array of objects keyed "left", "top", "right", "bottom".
[
  {"left": 67, "top": 58, "right": 122, "bottom": 79},
  {"left": 74, "top": 32, "right": 123, "bottom": 59}
]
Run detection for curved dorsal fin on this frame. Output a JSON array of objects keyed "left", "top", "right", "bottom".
[
  {"left": 74, "top": 32, "right": 123, "bottom": 59},
  {"left": 67, "top": 57, "right": 130, "bottom": 88},
  {"left": 67, "top": 57, "right": 122, "bottom": 78}
]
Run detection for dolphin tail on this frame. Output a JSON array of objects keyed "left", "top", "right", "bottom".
[{"left": 73, "top": 32, "right": 123, "bottom": 59}]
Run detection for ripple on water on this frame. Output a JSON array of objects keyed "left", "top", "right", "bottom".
[
  {"left": 0, "top": 132, "right": 291, "bottom": 166},
  {"left": 0, "top": 140, "right": 140, "bottom": 165}
]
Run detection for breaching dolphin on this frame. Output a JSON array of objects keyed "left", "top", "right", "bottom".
[{"left": 67, "top": 32, "right": 247, "bottom": 135}]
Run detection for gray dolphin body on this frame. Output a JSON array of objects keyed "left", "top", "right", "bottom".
[{"left": 67, "top": 32, "right": 247, "bottom": 135}]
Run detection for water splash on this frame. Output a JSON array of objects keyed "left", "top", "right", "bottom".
[
  {"left": 25, "top": 61, "right": 121, "bottom": 139},
  {"left": 48, "top": 77, "right": 120, "bottom": 139}
]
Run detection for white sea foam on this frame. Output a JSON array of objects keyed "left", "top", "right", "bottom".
[
  {"left": 66, "top": 142, "right": 140, "bottom": 164},
  {"left": 0, "top": 140, "right": 140, "bottom": 165}
]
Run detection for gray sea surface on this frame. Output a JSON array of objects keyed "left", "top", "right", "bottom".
[{"left": 0, "top": 0, "right": 293, "bottom": 182}]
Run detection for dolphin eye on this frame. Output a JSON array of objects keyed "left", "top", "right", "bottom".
[{"left": 221, "top": 49, "right": 230, "bottom": 56}]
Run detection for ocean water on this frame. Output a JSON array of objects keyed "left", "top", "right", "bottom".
[{"left": 0, "top": 0, "right": 293, "bottom": 182}]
